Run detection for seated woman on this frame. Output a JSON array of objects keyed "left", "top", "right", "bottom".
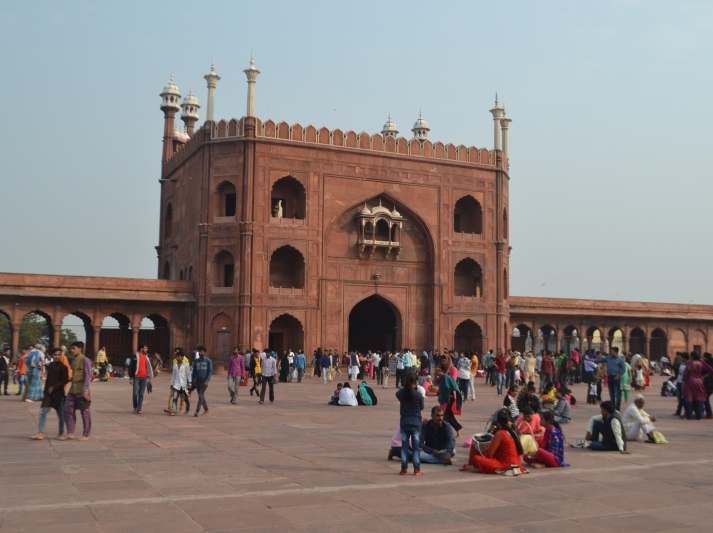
[
  {"left": 337, "top": 382, "right": 358, "bottom": 406},
  {"left": 356, "top": 381, "right": 378, "bottom": 405},
  {"left": 468, "top": 409, "right": 527, "bottom": 475},
  {"left": 523, "top": 410, "right": 569, "bottom": 468},
  {"left": 503, "top": 385, "right": 520, "bottom": 420},
  {"left": 515, "top": 406, "right": 544, "bottom": 446},
  {"left": 541, "top": 382, "right": 557, "bottom": 410}
]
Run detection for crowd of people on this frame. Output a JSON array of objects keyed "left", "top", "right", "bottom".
[{"left": 4, "top": 339, "right": 711, "bottom": 474}]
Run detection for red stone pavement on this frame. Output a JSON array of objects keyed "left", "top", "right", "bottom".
[{"left": 1, "top": 372, "right": 711, "bottom": 532}]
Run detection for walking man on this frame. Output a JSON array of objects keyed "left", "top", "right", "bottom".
[
  {"left": 29, "top": 347, "right": 69, "bottom": 440},
  {"left": 170, "top": 350, "right": 191, "bottom": 415},
  {"left": 129, "top": 344, "right": 154, "bottom": 414},
  {"left": 294, "top": 349, "right": 306, "bottom": 383},
  {"left": 228, "top": 347, "right": 245, "bottom": 404},
  {"left": 64, "top": 341, "right": 92, "bottom": 441},
  {"left": 260, "top": 351, "right": 277, "bottom": 404},
  {"left": 320, "top": 351, "right": 332, "bottom": 384},
  {"left": 192, "top": 346, "right": 213, "bottom": 416}
]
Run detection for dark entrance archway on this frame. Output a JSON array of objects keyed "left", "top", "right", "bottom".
[{"left": 348, "top": 295, "right": 400, "bottom": 353}]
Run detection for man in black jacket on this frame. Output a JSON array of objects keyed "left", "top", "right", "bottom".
[{"left": 0, "top": 348, "right": 10, "bottom": 395}]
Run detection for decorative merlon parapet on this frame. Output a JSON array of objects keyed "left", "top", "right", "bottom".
[{"left": 163, "top": 116, "right": 506, "bottom": 177}]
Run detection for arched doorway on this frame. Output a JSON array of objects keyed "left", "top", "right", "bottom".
[
  {"left": 268, "top": 314, "right": 304, "bottom": 356},
  {"left": 348, "top": 295, "right": 400, "bottom": 353},
  {"left": 454, "top": 320, "right": 483, "bottom": 354},
  {"left": 138, "top": 314, "right": 170, "bottom": 363}
]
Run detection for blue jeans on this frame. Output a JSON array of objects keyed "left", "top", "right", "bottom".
[
  {"left": 38, "top": 399, "right": 65, "bottom": 434},
  {"left": 496, "top": 373, "right": 505, "bottom": 395},
  {"left": 400, "top": 425, "right": 421, "bottom": 470},
  {"left": 133, "top": 377, "right": 148, "bottom": 412},
  {"left": 589, "top": 419, "right": 618, "bottom": 451},
  {"left": 421, "top": 449, "right": 456, "bottom": 464},
  {"left": 607, "top": 376, "right": 621, "bottom": 410},
  {"left": 457, "top": 378, "right": 470, "bottom": 400},
  {"left": 17, "top": 375, "right": 26, "bottom": 394},
  {"left": 554, "top": 416, "right": 570, "bottom": 424}
]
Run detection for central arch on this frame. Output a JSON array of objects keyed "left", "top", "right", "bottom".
[{"left": 348, "top": 295, "right": 401, "bottom": 353}]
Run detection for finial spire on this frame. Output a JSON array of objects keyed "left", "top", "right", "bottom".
[
  {"left": 244, "top": 51, "right": 261, "bottom": 117},
  {"left": 495, "top": 92, "right": 499, "bottom": 106},
  {"left": 204, "top": 58, "right": 221, "bottom": 122}
]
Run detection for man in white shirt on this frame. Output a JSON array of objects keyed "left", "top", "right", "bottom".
[{"left": 622, "top": 394, "right": 657, "bottom": 442}]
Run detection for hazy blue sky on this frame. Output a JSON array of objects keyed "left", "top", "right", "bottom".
[{"left": 1, "top": 0, "right": 711, "bottom": 304}]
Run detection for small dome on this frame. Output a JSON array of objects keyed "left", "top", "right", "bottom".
[
  {"left": 161, "top": 74, "right": 181, "bottom": 98},
  {"left": 391, "top": 206, "right": 401, "bottom": 218},
  {"left": 360, "top": 204, "right": 371, "bottom": 215},
  {"left": 381, "top": 113, "right": 398, "bottom": 134},
  {"left": 371, "top": 204, "right": 391, "bottom": 215},
  {"left": 173, "top": 127, "right": 189, "bottom": 141},
  {"left": 182, "top": 86, "right": 199, "bottom": 107},
  {"left": 412, "top": 110, "right": 429, "bottom": 131}
]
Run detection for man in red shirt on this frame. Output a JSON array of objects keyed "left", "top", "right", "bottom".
[
  {"left": 540, "top": 351, "right": 555, "bottom": 393},
  {"left": 129, "top": 344, "right": 154, "bottom": 414},
  {"left": 494, "top": 351, "right": 507, "bottom": 395}
]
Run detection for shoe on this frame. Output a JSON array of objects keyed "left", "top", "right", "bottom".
[
  {"left": 413, "top": 469, "right": 423, "bottom": 476},
  {"left": 259, "top": 401, "right": 264, "bottom": 405},
  {"left": 570, "top": 439, "right": 586, "bottom": 448},
  {"left": 163, "top": 409, "right": 171, "bottom": 414},
  {"left": 14, "top": 393, "right": 20, "bottom": 395},
  {"left": 399, "top": 469, "right": 408, "bottom": 475},
  {"left": 705, "top": 416, "right": 713, "bottom": 420},
  {"left": 194, "top": 413, "right": 199, "bottom": 417},
  {"left": 388, "top": 450, "right": 395, "bottom": 461},
  {"left": 250, "top": 389, "right": 254, "bottom": 396}
]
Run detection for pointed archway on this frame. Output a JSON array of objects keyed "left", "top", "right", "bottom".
[{"left": 348, "top": 295, "right": 401, "bottom": 353}]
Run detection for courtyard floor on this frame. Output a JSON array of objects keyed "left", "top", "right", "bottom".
[{"left": 1, "top": 370, "right": 712, "bottom": 532}]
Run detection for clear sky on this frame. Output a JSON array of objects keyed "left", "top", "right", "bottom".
[{"left": 1, "top": 0, "right": 711, "bottom": 304}]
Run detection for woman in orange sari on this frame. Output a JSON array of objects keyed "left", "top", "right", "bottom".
[{"left": 469, "top": 409, "right": 527, "bottom": 475}]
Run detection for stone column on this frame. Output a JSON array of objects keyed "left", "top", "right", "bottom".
[
  {"left": 243, "top": 54, "right": 260, "bottom": 117},
  {"left": 501, "top": 113, "right": 511, "bottom": 159},
  {"left": 53, "top": 328, "right": 61, "bottom": 350},
  {"left": 203, "top": 59, "right": 220, "bottom": 123},
  {"left": 11, "top": 325, "right": 19, "bottom": 361},
  {"left": 93, "top": 327, "right": 101, "bottom": 359},
  {"left": 132, "top": 327, "right": 139, "bottom": 354},
  {"left": 489, "top": 94, "right": 503, "bottom": 151}
]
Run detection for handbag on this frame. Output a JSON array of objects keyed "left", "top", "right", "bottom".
[{"left": 651, "top": 430, "right": 668, "bottom": 444}]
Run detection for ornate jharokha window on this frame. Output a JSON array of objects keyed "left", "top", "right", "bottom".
[{"left": 355, "top": 199, "right": 404, "bottom": 260}]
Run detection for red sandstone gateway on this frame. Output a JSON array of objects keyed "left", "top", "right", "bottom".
[{"left": 0, "top": 58, "right": 709, "bottom": 362}]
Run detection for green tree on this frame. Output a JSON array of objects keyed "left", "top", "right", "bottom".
[
  {"left": 19, "top": 313, "right": 50, "bottom": 350},
  {"left": 0, "top": 314, "right": 10, "bottom": 349}
]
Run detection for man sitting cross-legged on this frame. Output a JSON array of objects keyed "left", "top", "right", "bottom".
[{"left": 419, "top": 405, "right": 456, "bottom": 465}]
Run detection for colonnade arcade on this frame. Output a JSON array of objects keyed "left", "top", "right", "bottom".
[
  {"left": 0, "top": 306, "right": 174, "bottom": 365},
  {"left": 511, "top": 321, "right": 707, "bottom": 360}
]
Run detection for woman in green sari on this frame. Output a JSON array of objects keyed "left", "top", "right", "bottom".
[{"left": 620, "top": 357, "right": 632, "bottom": 403}]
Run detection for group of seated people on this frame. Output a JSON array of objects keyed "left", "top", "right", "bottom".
[
  {"left": 328, "top": 381, "right": 378, "bottom": 406},
  {"left": 391, "top": 392, "right": 659, "bottom": 476}
]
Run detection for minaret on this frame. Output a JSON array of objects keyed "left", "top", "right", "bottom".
[
  {"left": 203, "top": 58, "right": 220, "bottom": 122},
  {"left": 411, "top": 110, "right": 430, "bottom": 141},
  {"left": 181, "top": 85, "right": 200, "bottom": 136},
  {"left": 243, "top": 52, "right": 260, "bottom": 117},
  {"left": 160, "top": 74, "right": 181, "bottom": 163},
  {"left": 381, "top": 112, "right": 399, "bottom": 138},
  {"left": 489, "top": 93, "right": 503, "bottom": 151},
  {"left": 500, "top": 106, "right": 512, "bottom": 159}
]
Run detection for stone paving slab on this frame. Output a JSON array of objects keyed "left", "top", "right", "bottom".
[{"left": 1, "top": 373, "right": 712, "bottom": 532}]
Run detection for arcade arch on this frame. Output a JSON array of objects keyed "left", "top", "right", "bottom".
[
  {"left": 453, "top": 196, "right": 482, "bottom": 234},
  {"left": 271, "top": 176, "right": 306, "bottom": 219},
  {"left": 454, "top": 258, "right": 483, "bottom": 297},
  {"left": 348, "top": 295, "right": 400, "bottom": 353},
  {"left": 511, "top": 324, "right": 533, "bottom": 352},
  {"left": 270, "top": 246, "right": 304, "bottom": 289},
  {"left": 454, "top": 319, "right": 483, "bottom": 354},
  {"left": 269, "top": 314, "right": 304, "bottom": 357}
]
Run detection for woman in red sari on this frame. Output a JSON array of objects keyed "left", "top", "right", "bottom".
[{"left": 469, "top": 409, "right": 527, "bottom": 475}]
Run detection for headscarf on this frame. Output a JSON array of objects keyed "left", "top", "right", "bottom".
[{"left": 359, "top": 381, "right": 373, "bottom": 406}]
